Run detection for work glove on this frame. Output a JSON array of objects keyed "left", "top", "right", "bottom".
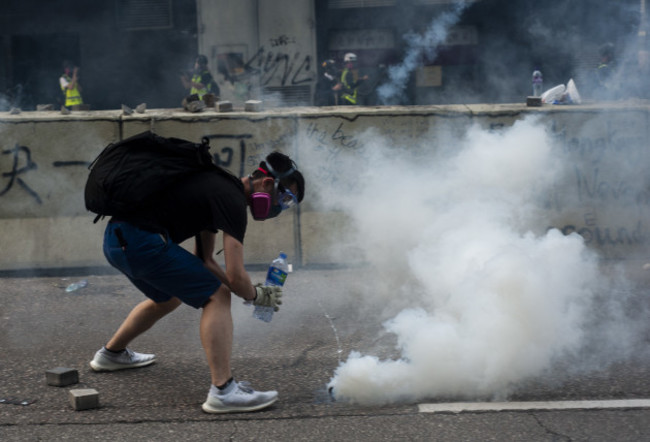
[{"left": 253, "top": 284, "right": 283, "bottom": 312}]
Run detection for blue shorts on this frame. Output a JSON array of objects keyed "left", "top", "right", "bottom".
[{"left": 103, "top": 221, "right": 221, "bottom": 309}]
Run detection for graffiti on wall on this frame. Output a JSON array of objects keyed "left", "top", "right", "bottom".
[
  {"left": 217, "top": 35, "right": 314, "bottom": 102},
  {"left": 269, "top": 34, "right": 297, "bottom": 47},
  {"left": 0, "top": 130, "right": 300, "bottom": 214},
  {"left": 1, "top": 143, "right": 42, "bottom": 204},
  {"left": 2, "top": 112, "right": 649, "bottom": 259},
  {"left": 205, "top": 130, "right": 298, "bottom": 177},
  {"left": 243, "top": 46, "right": 313, "bottom": 87},
  {"left": 549, "top": 119, "right": 650, "bottom": 252},
  {"left": 0, "top": 141, "right": 98, "bottom": 212},
  {"left": 301, "top": 121, "right": 367, "bottom": 191}
]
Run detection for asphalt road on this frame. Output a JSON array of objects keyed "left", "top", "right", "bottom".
[{"left": 1, "top": 266, "right": 650, "bottom": 441}]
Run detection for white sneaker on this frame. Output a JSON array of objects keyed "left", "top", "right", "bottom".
[
  {"left": 89, "top": 347, "right": 156, "bottom": 372},
  {"left": 202, "top": 380, "right": 278, "bottom": 413}
]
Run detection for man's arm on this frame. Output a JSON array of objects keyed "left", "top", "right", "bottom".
[
  {"left": 67, "top": 68, "right": 79, "bottom": 90},
  {"left": 180, "top": 73, "right": 192, "bottom": 90},
  {"left": 196, "top": 231, "right": 230, "bottom": 287},
  {"left": 189, "top": 72, "right": 209, "bottom": 90},
  {"left": 222, "top": 232, "right": 257, "bottom": 301},
  {"left": 179, "top": 73, "right": 205, "bottom": 90},
  {"left": 196, "top": 230, "right": 256, "bottom": 301}
]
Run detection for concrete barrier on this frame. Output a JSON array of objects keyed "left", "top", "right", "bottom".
[{"left": 1, "top": 102, "right": 649, "bottom": 271}]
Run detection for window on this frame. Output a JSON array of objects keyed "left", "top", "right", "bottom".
[{"left": 116, "top": 0, "right": 173, "bottom": 31}]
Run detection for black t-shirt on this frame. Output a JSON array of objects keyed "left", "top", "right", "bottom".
[{"left": 144, "top": 170, "right": 247, "bottom": 244}]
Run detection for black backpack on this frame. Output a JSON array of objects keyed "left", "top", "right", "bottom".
[{"left": 84, "top": 130, "right": 222, "bottom": 223}]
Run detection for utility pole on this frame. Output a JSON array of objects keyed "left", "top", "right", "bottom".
[
  {"left": 640, "top": 0, "right": 647, "bottom": 55},
  {"left": 641, "top": 0, "right": 647, "bottom": 42}
]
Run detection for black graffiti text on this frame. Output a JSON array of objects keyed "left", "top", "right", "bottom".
[
  {"left": 0, "top": 143, "right": 41, "bottom": 204},
  {"left": 244, "top": 46, "right": 313, "bottom": 86}
]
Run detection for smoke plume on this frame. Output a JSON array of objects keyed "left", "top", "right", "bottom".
[
  {"left": 305, "top": 117, "right": 646, "bottom": 405},
  {"left": 378, "top": 1, "right": 471, "bottom": 104}
]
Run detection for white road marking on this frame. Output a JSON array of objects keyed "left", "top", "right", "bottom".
[{"left": 419, "top": 399, "right": 650, "bottom": 413}]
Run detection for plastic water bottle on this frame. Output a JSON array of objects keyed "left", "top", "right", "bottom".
[
  {"left": 253, "top": 252, "right": 289, "bottom": 322},
  {"left": 532, "top": 70, "right": 543, "bottom": 96},
  {"left": 65, "top": 279, "right": 88, "bottom": 292}
]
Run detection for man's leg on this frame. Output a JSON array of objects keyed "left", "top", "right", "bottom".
[
  {"left": 106, "top": 297, "right": 182, "bottom": 351},
  {"left": 90, "top": 297, "right": 182, "bottom": 372},
  {"left": 199, "top": 284, "right": 278, "bottom": 413},
  {"left": 200, "top": 284, "right": 233, "bottom": 387}
]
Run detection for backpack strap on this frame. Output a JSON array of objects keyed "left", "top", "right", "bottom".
[{"left": 195, "top": 233, "right": 204, "bottom": 261}]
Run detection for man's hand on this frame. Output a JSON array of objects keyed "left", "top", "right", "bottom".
[{"left": 253, "top": 284, "right": 283, "bottom": 311}]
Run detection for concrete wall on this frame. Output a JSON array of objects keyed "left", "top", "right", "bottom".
[
  {"left": 197, "top": 0, "right": 317, "bottom": 106},
  {"left": 1, "top": 102, "right": 649, "bottom": 271}
]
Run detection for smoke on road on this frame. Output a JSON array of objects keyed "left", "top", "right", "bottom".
[{"left": 301, "top": 116, "right": 647, "bottom": 405}]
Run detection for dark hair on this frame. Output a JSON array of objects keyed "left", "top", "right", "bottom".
[
  {"left": 196, "top": 55, "right": 208, "bottom": 67},
  {"left": 252, "top": 151, "right": 305, "bottom": 203}
]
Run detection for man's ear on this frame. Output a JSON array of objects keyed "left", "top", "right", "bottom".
[{"left": 262, "top": 177, "right": 275, "bottom": 193}]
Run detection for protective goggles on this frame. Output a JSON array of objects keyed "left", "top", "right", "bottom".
[
  {"left": 255, "top": 160, "right": 299, "bottom": 219},
  {"left": 267, "top": 184, "right": 298, "bottom": 219},
  {"left": 276, "top": 185, "right": 298, "bottom": 211}
]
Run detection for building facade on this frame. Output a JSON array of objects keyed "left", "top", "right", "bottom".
[{"left": 0, "top": 0, "right": 644, "bottom": 110}]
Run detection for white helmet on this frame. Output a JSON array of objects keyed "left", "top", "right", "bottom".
[{"left": 343, "top": 53, "right": 357, "bottom": 63}]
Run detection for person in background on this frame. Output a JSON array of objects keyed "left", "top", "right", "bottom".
[
  {"left": 339, "top": 53, "right": 368, "bottom": 106},
  {"left": 181, "top": 55, "right": 220, "bottom": 101},
  {"left": 60, "top": 60, "right": 83, "bottom": 108},
  {"left": 593, "top": 42, "right": 618, "bottom": 100},
  {"left": 314, "top": 59, "right": 340, "bottom": 106}
]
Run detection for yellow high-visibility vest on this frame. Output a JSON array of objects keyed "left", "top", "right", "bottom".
[
  {"left": 340, "top": 68, "right": 357, "bottom": 105},
  {"left": 61, "top": 75, "right": 83, "bottom": 106},
  {"left": 191, "top": 70, "right": 214, "bottom": 99}
]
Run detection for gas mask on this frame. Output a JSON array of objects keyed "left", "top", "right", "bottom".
[{"left": 249, "top": 160, "right": 298, "bottom": 220}]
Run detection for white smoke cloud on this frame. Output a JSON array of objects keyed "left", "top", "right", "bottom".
[
  {"left": 313, "top": 116, "right": 644, "bottom": 405},
  {"left": 378, "top": 1, "right": 471, "bottom": 104}
]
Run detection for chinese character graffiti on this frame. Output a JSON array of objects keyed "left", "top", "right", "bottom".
[{"left": 1, "top": 143, "right": 42, "bottom": 204}]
